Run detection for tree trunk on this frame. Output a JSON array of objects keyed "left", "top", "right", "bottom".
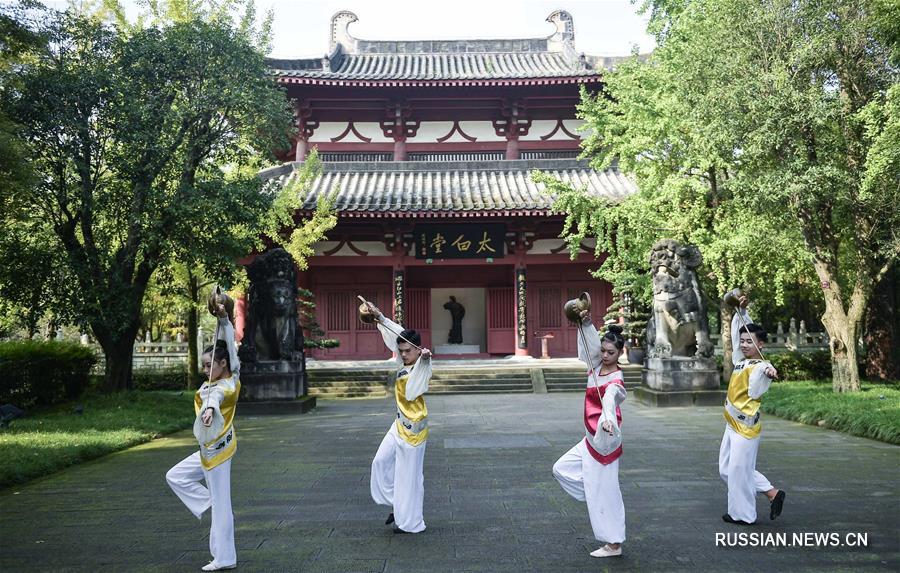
[
  {"left": 91, "top": 287, "right": 146, "bottom": 392},
  {"left": 820, "top": 291, "right": 864, "bottom": 393},
  {"left": 720, "top": 301, "right": 733, "bottom": 384},
  {"left": 97, "top": 332, "right": 138, "bottom": 392},
  {"left": 186, "top": 273, "right": 200, "bottom": 390},
  {"left": 863, "top": 263, "right": 899, "bottom": 381},
  {"left": 811, "top": 259, "right": 868, "bottom": 392},
  {"left": 45, "top": 316, "right": 58, "bottom": 340},
  {"left": 827, "top": 318, "right": 860, "bottom": 392}
]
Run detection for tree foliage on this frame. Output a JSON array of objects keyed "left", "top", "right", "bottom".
[
  {"left": 537, "top": 0, "right": 899, "bottom": 392},
  {"left": 1, "top": 8, "right": 295, "bottom": 390}
]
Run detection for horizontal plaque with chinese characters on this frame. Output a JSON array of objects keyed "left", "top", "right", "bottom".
[{"left": 414, "top": 224, "right": 506, "bottom": 259}]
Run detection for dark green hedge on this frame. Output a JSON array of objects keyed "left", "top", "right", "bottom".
[
  {"left": 768, "top": 350, "right": 832, "bottom": 381},
  {"left": 0, "top": 340, "right": 97, "bottom": 407},
  {"left": 133, "top": 365, "right": 202, "bottom": 391}
]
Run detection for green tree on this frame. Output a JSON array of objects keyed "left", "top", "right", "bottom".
[
  {"left": 0, "top": 2, "right": 77, "bottom": 340},
  {"left": 541, "top": 0, "right": 898, "bottom": 392},
  {"left": 100, "top": 2, "right": 335, "bottom": 388},
  {"left": 3, "top": 10, "right": 294, "bottom": 390},
  {"left": 707, "top": 0, "right": 899, "bottom": 391},
  {"left": 297, "top": 287, "right": 339, "bottom": 350},
  {"left": 534, "top": 31, "right": 811, "bottom": 380}
]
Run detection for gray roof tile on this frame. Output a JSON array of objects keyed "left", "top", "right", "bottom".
[
  {"left": 267, "top": 51, "right": 600, "bottom": 83},
  {"left": 261, "top": 159, "right": 635, "bottom": 217}
]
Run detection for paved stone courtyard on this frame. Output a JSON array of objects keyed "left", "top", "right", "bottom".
[{"left": 2, "top": 393, "right": 898, "bottom": 572}]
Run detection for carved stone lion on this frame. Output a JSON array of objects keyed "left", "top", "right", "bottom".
[
  {"left": 238, "top": 248, "right": 304, "bottom": 362},
  {"left": 645, "top": 239, "right": 715, "bottom": 359}
]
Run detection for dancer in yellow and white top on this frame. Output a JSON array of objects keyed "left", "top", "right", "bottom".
[
  {"left": 166, "top": 298, "right": 240, "bottom": 571},
  {"left": 720, "top": 292, "right": 785, "bottom": 525},
  {"left": 365, "top": 302, "right": 432, "bottom": 534}
]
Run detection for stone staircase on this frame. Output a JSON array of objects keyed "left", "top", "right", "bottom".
[
  {"left": 306, "top": 368, "right": 392, "bottom": 399},
  {"left": 543, "top": 365, "right": 643, "bottom": 392},
  {"left": 306, "top": 363, "right": 644, "bottom": 398},
  {"left": 427, "top": 368, "right": 534, "bottom": 394}
]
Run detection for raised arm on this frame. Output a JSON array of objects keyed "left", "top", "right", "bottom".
[
  {"left": 600, "top": 383, "right": 626, "bottom": 432},
  {"left": 376, "top": 315, "right": 404, "bottom": 355},
  {"left": 748, "top": 361, "right": 774, "bottom": 399},
  {"left": 731, "top": 307, "right": 752, "bottom": 367},
  {"left": 577, "top": 318, "right": 603, "bottom": 370},
  {"left": 216, "top": 316, "right": 240, "bottom": 378}
]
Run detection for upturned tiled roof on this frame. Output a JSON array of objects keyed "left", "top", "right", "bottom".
[
  {"left": 267, "top": 10, "right": 609, "bottom": 86},
  {"left": 260, "top": 159, "right": 636, "bottom": 218},
  {"left": 269, "top": 51, "right": 600, "bottom": 84}
]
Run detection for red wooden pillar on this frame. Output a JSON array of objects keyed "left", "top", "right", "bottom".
[
  {"left": 295, "top": 136, "right": 308, "bottom": 162},
  {"left": 293, "top": 99, "right": 317, "bottom": 162},
  {"left": 394, "top": 137, "right": 407, "bottom": 162},
  {"left": 513, "top": 232, "right": 530, "bottom": 356},
  {"left": 381, "top": 102, "right": 418, "bottom": 162},
  {"left": 494, "top": 99, "right": 531, "bottom": 161},
  {"left": 506, "top": 135, "right": 520, "bottom": 160},
  {"left": 390, "top": 231, "right": 406, "bottom": 358}
]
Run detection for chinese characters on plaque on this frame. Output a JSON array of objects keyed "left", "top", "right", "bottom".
[
  {"left": 415, "top": 224, "right": 506, "bottom": 260},
  {"left": 516, "top": 269, "right": 527, "bottom": 349}
]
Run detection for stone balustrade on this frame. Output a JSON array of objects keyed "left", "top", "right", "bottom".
[
  {"left": 82, "top": 329, "right": 217, "bottom": 371},
  {"left": 709, "top": 318, "right": 829, "bottom": 355}
]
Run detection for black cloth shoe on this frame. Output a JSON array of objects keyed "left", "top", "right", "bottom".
[
  {"left": 392, "top": 526, "right": 410, "bottom": 534},
  {"left": 769, "top": 490, "right": 785, "bottom": 520},
  {"left": 722, "top": 514, "right": 755, "bottom": 526},
  {"left": 385, "top": 512, "right": 395, "bottom": 525}
]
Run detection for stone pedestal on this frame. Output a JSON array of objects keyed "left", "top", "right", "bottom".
[
  {"left": 637, "top": 356, "right": 725, "bottom": 407},
  {"left": 435, "top": 344, "right": 480, "bottom": 355},
  {"left": 643, "top": 357, "right": 719, "bottom": 391},
  {"left": 237, "top": 360, "right": 316, "bottom": 414}
]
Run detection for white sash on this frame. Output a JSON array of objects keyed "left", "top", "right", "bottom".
[
  {"left": 586, "top": 424, "right": 622, "bottom": 456},
  {"left": 193, "top": 409, "right": 226, "bottom": 446}
]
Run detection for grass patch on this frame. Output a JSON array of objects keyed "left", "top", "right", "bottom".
[
  {"left": 0, "top": 390, "right": 194, "bottom": 488},
  {"left": 762, "top": 381, "right": 900, "bottom": 445}
]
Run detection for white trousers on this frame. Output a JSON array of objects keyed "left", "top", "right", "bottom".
[
  {"left": 718, "top": 425, "right": 773, "bottom": 523},
  {"left": 166, "top": 452, "right": 236, "bottom": 566},
  {"left": 370, "top": 422, "right": 427, "bottom": 533},
  {"left": 553, "top": 440, "right": 626, "bottom": 544}
]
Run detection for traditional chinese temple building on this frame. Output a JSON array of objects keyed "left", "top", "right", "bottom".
[{"left": 261, "top": 9, "right": 636, "bottom": 360}]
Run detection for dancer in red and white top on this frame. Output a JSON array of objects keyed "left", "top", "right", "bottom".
[{"left": 552, "top": 312, "right": 627, "bottom": 558}]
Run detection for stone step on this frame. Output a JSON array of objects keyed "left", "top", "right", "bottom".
[
  {"left": 428, "top": 386, "right": 533, "bottom": 394},
  {"left": 307, "top": 379, "right": 390, "bottom": 387},
  {"left": 307, "top": 372, "right": 392, "bottom": 382},
  {"left": 546, "top": 384, "right": 587, "bottom": 392},
  {"left": 309, "top": 384, "right": 387, "bottom": 392},
  {"left": 543, "top": 366, "right": 642, "bottom": 392},
  {"left": 430, "top": 380, "right": 532, "bottom": 389},
  {"left": 309, "top": 390, "right": 388, "bottom": 399},
  {"left": 430, "top": 372, "right": 532, "bottom": 381},
  {"left": 429, "top": 376, "right": 531, "bottom": 386},
  {"left": 304, "top": 365, "right": 641, "bottom": 397}
]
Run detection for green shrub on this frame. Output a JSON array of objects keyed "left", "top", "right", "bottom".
[
  {"left": 133, "top": 364, "right": 200, "bottom": 391},
  {"left": 768, "top": 350, "right": 831, "bottom": 381},
  {"left": 0, "top": 340, "right": 97, "bottom": 407},
  {"left": 305, "top": 338, "right": 340, "bottom": 349},
  {"left": 0, "top": 390, "right": 194, "bottom": 487},
  {"left": 763, "top": 381, "right": 900, "bottom": 445}
]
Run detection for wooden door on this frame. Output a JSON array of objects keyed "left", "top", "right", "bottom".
[
  {"left": 406, "top": 288, "right": 431, "bottom": 350},
  {"left": 315, "top": 288, "right": 391, "bottom": 359},
  {"left": 529, "top": 282, "right": 611, "bottom": 358},
  {"left": 487, "top": 287, "right": 515, "bottom": 354}
]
